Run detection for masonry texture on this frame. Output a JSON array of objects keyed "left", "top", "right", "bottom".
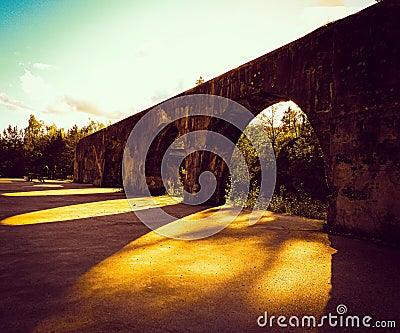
[{"left": 75, "top": 1, "right": 400, "bottom": 243}]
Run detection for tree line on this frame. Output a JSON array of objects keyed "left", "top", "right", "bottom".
[{"left": 0, "top": 115, "right": 107, "bottom": 179}]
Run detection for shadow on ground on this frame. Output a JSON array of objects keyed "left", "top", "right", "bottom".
[
  {"left": 318, "top": 235, "right": 400, "bottom": 332},
  {"left": 0, "top": 179, "right": 398, "bottom": 332},
  {"left": 0, "top": 179, "right": 207, "bottom": 332}
]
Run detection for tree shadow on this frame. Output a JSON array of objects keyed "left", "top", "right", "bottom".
[
  {"left": 0, "top": 181, "right": 210, "bottom": 333},
  {"left": 30, "top": 209, "right": 333, "bottom": 333},
  {"left": 3, "top": 180, "right": 398, "bottom": 332}
]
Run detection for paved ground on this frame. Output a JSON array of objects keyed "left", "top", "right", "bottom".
[{"left": 0, "top": 179, "right": 398, "bottom": 332}]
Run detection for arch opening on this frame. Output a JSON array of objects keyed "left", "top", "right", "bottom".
[
  {"left": 226, "top": 101, "right": 330, "bottom": 220},
  {"left": 145, "top": 123, "right": 180, "bottom": 196}
]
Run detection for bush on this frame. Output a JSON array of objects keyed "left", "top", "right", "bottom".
[
  {"left": 268, "top": 193, "right": 328, "bottom": 220},
  {"left": 227, "top": 185, "right": 328, "bottom": 220}
]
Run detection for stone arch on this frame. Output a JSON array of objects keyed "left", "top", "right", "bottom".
[
  {"left": 188, "top": 98, "right": 330, "bottom": 210},
  {"left": 145, "top": 122, "right": 180, "bottom": 195},
  {"left": 75, "top": 1, "right": 400, "bottom": 242}
]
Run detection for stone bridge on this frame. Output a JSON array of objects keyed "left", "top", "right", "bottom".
[{"left": 74, "top": 1, "right": 400, "bottom": 243}]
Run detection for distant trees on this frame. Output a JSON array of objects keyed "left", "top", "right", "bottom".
[
  {"left": 0, "top": 125, "right": 25, "bottom": 177},
  {"left": 227, "top": 103, "right": 329, "bottom": 219},
  {"left": 0, "top": 115, "right": 106, "bottom": 178}
]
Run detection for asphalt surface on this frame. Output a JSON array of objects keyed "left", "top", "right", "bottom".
[{"left": 0, "top": 179, "right": 398, "bottom": 332}]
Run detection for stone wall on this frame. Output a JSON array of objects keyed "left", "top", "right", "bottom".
[{"left": 75, "top": 1, "right": 400, "bottom": 242}]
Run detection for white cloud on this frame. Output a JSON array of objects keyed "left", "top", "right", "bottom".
[
  {"left": 44, "top": 105, "right": 66, "bottom": 115},
  {"left": 0, "top": 90, "right": 32, "bottom": 111},
  {"left": 18, "top": 61, "right": 56, "bottom": 71},
  {"left": 20, "top": 69, "right": 44, "bottom": 94},
  {"left": 33, "top": 62, "right": 56, "bottom": 70},
  {"left": 63, "top": 95, "right": 103, "bottom": 116},
  {"left": 19, "top": 69, "right": 57, "bottom": 107},
  {"left": 17, "top": 66, "right": 129, "bottom": 124},
  {"left": 63, "top": 95, "right": 131, "bottom": 120},
  {"left": 45, "top": 95, "right": 127, "bottom": 121}
]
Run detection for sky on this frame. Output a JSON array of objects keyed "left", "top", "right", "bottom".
[{"left": 0, "top": 0, "right": 376, "bottom": 132}]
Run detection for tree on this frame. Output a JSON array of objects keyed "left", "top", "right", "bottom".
[
  {"left": 0, "top": 115, "right": 107, "bottom": 179},
  {"left": 195, "top": 76, "right": 205, "bottom": 86},
  {"left": 79, "top": 119, "right": 106, "bottom": 136},
  {"left": 226, "top": 102, "right": 329, "bottom": 217},
  {"left": 23, "top": 115, "right": 46, "bottom": 173},
  {"left": 256, "top": 103, "right": 311, "bottom": 156},
  {"left": 0, "top": 125, "right": 24, "bottom": 177},
  {"left": 43, "top": 128, "right": 68, "bottom": 178},
  {"left": 256, "top": 104, "right": 286, "bottom": 155}
]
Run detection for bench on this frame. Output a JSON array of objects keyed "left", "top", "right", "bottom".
[{"left": 26, "top": 173, "right": 48, "bottom": 182}]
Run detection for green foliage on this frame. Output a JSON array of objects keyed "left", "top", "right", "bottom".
[
  {"left": 226, "top": 123, "right": 274, "bottom": 208},
  {"left": 0, "top": 115, "right": 107, "bottom": 178},
  {"left": 0, "top": 125, "right": 25, "bottom": 177},
  {"left": 268, "top": 186, "right": 328, "bottom": 220},
  {"left": 226, "top": 102, "right": 329, "bottom": 220}
]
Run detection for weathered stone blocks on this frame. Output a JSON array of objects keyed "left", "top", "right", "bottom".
[{"left": 75, "top": 1, "right": 400, "bottom": 243}]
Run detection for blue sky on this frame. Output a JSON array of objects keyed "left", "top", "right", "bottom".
[{"left": 0, "top": 0, "right": 376, "bottom": 131}]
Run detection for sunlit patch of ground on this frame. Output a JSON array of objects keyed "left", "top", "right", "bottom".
[
  {"left": 1, "top": 187, "right": 123, "bottom": 197},
  {"left": 31, "top": 184, "right": 64, "bottom": 188},
  {"left": 0, "top": 196, "right": 178, "bottom": 226},
  {"left": 0, "top": 178, "right": 16, "bottom": 183},
  {"left": 33, "top": 208, "right": 332, "bottom": 332}
]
